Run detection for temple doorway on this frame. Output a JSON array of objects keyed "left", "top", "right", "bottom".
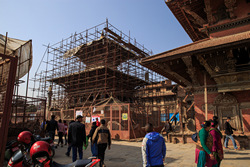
[{"left": 214, "top": 93, "right": 242, "bottom": 131}]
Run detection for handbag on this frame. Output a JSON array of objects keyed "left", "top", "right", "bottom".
[{"left": 191, "top": 132, "right": 198, "bottom": 142}]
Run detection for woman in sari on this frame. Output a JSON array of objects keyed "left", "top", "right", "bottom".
[
  {"left": 208, "top": 120, "right": 223, "bottom": 167},
  {"left": 195, "top": 121, "right": 216, "bottom": 167}
]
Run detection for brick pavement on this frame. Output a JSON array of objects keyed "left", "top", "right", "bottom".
[{"left": 52, "top": 140, "right": 250, "bottom": 167}]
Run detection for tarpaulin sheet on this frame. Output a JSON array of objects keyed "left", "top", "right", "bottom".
[{"left": 0, "top": 34, "right": 32, "bottom": 79}]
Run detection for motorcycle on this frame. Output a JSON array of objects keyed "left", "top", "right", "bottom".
[
  {"left": 7, "top": 149, "right": 30, "bottom": 167},
  {"left": 34, "top": 135, "right": 55, "bottom": 157},
  {"left": 7, "top": 134, "right": 55, "bottom": 167},
  {"left": 37, "top": 157, "right": 100, "bottom": 167},
  {"left": 8, "top": 152, "right": 100, "bottom": 167},
  {"left": 4, "top": 140, "right": 20, "bottom": 162}
]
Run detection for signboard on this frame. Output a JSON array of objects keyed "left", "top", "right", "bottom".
[
  {"left": 85, "top": 117, "right": 91, "bottom": 123},
  {"left": 122, "top": 113, "right": 128, "bottom": 120},
  {"left": 76, "top": 110, "right": 83, "bottom": 117},
  {"left": 92, "top": 115, "right": 100, "bottom": 122}
]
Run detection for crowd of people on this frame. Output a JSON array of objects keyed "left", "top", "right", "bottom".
[
  {"left": 41, "top": 114, "right": 238, "bottom": 167},
  {"left": 142, "top": 116, "right": 239, "bottom": 167},
  {"left": 42, "top": 116, "right": 110, "bottom": 167}
]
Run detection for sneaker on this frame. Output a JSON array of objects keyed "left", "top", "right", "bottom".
[
  {"left": 65, "top": 152, "right": 70, "bottom": 157},
  {"left": 224, "top": 146, "right": 229, "bottom": 149}
]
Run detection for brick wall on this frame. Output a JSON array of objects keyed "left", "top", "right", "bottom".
[
  {"left": 232, "top": 90, "right": 250, "bottom": 102},
  {"left": 194, "top": 91, "right": 250, "bottom": 134},
  {"left": 194, "top": 93, "right": 219, "bottom": 130}
]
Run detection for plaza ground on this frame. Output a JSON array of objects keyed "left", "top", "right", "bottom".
[{"left": 52, "top": 140, "right": 250, "bottom": 167}]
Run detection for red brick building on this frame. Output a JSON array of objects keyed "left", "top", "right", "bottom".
[{"left": 141, "top": 0, "right": 250, "bottom": 147}]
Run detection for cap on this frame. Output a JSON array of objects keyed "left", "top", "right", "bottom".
[{"left": 76, "top": 115, "right": 83, "bottom": 119}]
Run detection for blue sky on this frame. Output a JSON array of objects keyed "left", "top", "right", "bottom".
[{"left": 0, "top": 0, "right": 191, "bottom": 96}]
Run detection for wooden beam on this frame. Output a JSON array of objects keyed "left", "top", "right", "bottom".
[
  {"left": 153, "top": 62, "right": 192, "bottom": 86},
  {"left": 178, "top": 1, "right": 200, "bottom": 41},
  {"left": 181, "top": 5, "right": 206, "bottom": 26},
  {"left": 204, "top": 0, "right": 213, "bottom": 24},
  {"left": 226, "top": 50, "right": 237, "bottom": 73},
  {"left": 196, "top": 55, "right": 220, "bottom": 83},
  {"left": 182, "top": 56, "right": 200, "bottom": 86},
  {"left": 224, "top": 0, "right": 237, "bottom": 19}
]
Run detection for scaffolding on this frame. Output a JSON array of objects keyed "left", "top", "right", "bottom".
[
  {"left": 32, "top": 20, "right": 164, "bottom": 110},
  {"left": 31, "top": 20, "right": 171, "bottom": 139}
]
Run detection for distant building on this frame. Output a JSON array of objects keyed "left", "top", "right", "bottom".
[{"left": 136, "top": 80, "right": 194, "bottom": 127}]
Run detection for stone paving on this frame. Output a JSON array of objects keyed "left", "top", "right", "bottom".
[{"left": 52, "top": 140, "right": 250, "bottom": 167}]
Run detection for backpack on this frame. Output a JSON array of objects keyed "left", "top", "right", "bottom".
[{"left": 191, "top": 132, "right": 198, "bottom": 142}]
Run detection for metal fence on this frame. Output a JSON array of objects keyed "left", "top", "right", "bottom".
[
  {"left": 0, "top": 53, "right": 18, "bottom": 166},
  {"left": 8, "top": 95, "right": 46, "bottom": 137}
]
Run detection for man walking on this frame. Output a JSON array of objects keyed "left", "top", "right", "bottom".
[
  {"left": 65, "top": 120, "right": 75, "bottom": 157},
  {"left": 142, "top": 123, "right": 166, "bottom": 167},
  {"left": 46, "top": 115, "right": 58, "bottom": 141},
  {"left": 161, "top": 119, "right": 172, "bottom": 140},
  {"left": 68, "top": 115, "right": 86, "bottom": 162},
  {"left": 224, "top": 117, "right": 238, "bottom": 150},
  {"left": 92, "top": 119, "right": 111, "bottom": 167}
]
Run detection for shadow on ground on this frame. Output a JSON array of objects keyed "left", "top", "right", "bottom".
[
  {"left": 224, "top": 151, "right": 250, "bottom": 155},
  {"left": 165, "top": 157, "right": 177, "bottom": 164},
  {"left": 224, "top": 157, "right": 250, "bottom": 160}
]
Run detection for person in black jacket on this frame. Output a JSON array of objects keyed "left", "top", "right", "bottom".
[
  {"left": 87, "top": 122, "right": 98, "bottom": 156},
  {"left": 224, "top": 117, "right": 238, "bottom": 150},
  {"left": 65, "top": 120, "right": 75, "bottom": 157},
  {"left": 68, "top": 115, "right": 86, "bottom": 162},
  {"left": 46, "top": 115, "right": 58, "bottom": 141}
]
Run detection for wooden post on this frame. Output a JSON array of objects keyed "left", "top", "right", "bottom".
[{"left": 0, "top": 54, "right": 18, "bottom": 166}]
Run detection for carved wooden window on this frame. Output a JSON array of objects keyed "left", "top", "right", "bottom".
[{"left": 233, "top": 47, "right": 250, "bottom": 71}]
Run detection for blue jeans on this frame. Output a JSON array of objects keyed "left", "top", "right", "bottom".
[
  {"left": 224, "top": 135, "right": 238, "bottom": 149},
  {"left": 72, "top": 146, "right": 83, "bottom": 162},
  {"left": 91, "top": 142, "right": 98, "bottom": 156}
]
